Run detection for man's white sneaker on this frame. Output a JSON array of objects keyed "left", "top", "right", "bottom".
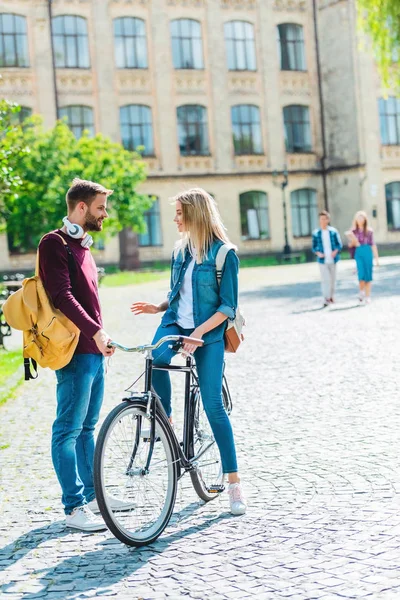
[
  {"left": 228, "top": 483, "right": 247, "bottom": 516},
  {"left": 65, "top": 505, "right": 107, "bottom": 532},
  {"left": 87, "top": 494, "right": 136, "bottom": 514}
]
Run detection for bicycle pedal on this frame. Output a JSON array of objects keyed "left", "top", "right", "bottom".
[{"left": 206, "top": 484, "right": 225, "bottom": 494}]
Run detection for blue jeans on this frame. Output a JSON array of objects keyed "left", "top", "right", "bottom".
[
  {"left": 53, "top": 353, "right": 105, "bottom": 514},
  {"left": 151, "top": 324, "right": 238, "bottom": 473}
]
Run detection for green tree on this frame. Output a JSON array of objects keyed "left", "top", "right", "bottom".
[
  {"left": 0, "top": 100, "right": 30, "bottom": 226},
  {"left": 2, "top": 115, "right": 152, "bottom": 267},
  {"left": 358, "top": 0, "right": 400, "bottom": 89}
]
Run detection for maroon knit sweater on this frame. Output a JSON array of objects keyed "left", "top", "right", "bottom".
[{"left": 39, "top": 230, "right": 102, "bottom": 355}]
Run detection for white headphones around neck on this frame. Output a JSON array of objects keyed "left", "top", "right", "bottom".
[{"left": 62, "top": 217, "right": 93, "bottom": 248}]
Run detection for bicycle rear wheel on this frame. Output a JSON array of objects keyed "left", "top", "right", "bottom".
[
  {"left": 189, "top": 383, "right": 231, "bottom": 502},
  {"left": 94, "top": 400, "right": 178, "bottom": 546}
]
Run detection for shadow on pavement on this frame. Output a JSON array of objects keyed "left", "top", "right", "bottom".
[{"left": 0, "top": 501, "right": 233, "bottom": 598}]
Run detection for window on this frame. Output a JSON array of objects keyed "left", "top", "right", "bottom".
[
  {"left": 11, "top": 106, "right": 32, "bottom": 125},
  {"left": 52, "top": 15, "right": 90, "bottom": 68},
  {"left": 59, "top": 105, "right": 94, "bottom": 138},
  {"left": 379, "top": 97, "right": 400, "bottom": 145},
  {"left": 120, "top": 105, "right": 154, "bottom": 156},
  {"left": 291, "top": 188, "right": 318, "bottom": 237},
  {"left": 171, "top": 19, "right": 203, "bottom": 69},
  {"left": 239, "top": 191, "right": 269, "bottom": 240},
  {"left": 231, "top": 105, "right": 263, "bottom": 155},
  {"left": 224, "top": 21, "right": 256, "bottom": 71},
  {"left": 386, "top": 182, "right": 400, "bottom": 230},
  {"left": 114, "top": 17, "right": 147, "bottom": 69},
  {"left": 139, "top": 198, "right": 162, "bottom": 246},
  {"left": 177, "top": 105, "right": 209, "bottom": 156},
  {"left": 0, "top": 13, "right": 29, "bottom": 67},
  {"left": 277, "top": 24, "right": 306, "bottom": 71},
  {"left": 283, "top": 105, "right": 312, "bottom": 152}
]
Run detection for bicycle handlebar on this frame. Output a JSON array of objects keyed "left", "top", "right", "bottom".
[{"left": 108, "top": 334, "right": 204, "bottom": 354}]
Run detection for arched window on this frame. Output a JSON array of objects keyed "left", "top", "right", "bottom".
[
  {"left": 231, "top": 105, "right": 263, "bottom": 155},
  {"left": 52, "top": 15, "right": 90, "bottom": 68},
  {"left": 283, "top": 105, "right": 312, "bottom": 152},
  {"left": 277, "top": 24, "right": 306, "bottom": 71},
  {"left": 239, "top": 191, "right": 269, "bottom": 240},
  {"left": 139, "top": 197, "right": 163, "bottom": 246},
  {"left": 170, "top": 19, "right": 203, "bottom": 69},
  {"left": 291, "top": 188, "right": 318, "bottom": 237},
  {"left": 0, "top": 14, "right": 29, "bottom": 67},
  {"left": 114, "top": 17, "right": 147, "bottom": 68},
  {"left": 224, "top": 21, "right": 256, "bottom": 71},
  {"left": 120, "top": 105, "right": 154, "bottom": 156},
  {"left": 59, "top": 105, "right": 94, "bottom": 138},
  {"left": 379, "top": 97, "right": 400, "bottom": 145},
  {"left": 177, "top": 105, "right": 209, "bottom": 156},
  {"left": 386, "top": 182, "right": 400, "bottom": 230}
]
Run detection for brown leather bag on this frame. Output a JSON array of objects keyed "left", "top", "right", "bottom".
[{"left": 215, "top": 244, "right": 245, "bottom": 353}]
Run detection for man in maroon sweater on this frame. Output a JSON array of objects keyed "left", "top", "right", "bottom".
[{"left": 39, "top": 178, "right": 121, "bottom": 531}]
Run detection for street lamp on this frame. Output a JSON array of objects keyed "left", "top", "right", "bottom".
[{"left": 272, "top": 166, "right": 291, "bottom": 256}]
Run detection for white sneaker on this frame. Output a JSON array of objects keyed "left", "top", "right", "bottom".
[
  {"left": 87, "top": 494, "right": 136, "bottom": 514},
  {"left": 228, "top": 483, "right": 247, "bottom": 516},
  {"left": 65, "top": 505, "right": 107, "bottom": 532}
]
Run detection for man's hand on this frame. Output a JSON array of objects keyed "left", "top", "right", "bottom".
[
  {"left": 183, "top": 326, "right": 205, "bottom": 355},
  {"left": 93, "top": 329, "right": 115, "bottom": 357},
  {"left": 316, "top": 252, "right": 325, "bottom": 258},
  {"left": 131, "top": 302, "right": 160, "bottom": 315},
  {"left": 331, "top": 250, "right": 338, "bottom": 258}
]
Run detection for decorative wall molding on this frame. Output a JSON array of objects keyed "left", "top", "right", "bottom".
[
  {"left": 57, "top": 71, "right": 93, "bottom": 94},
  {"left": 110, "top": 0, "right": 149, "bottom": 4},
  {"left": 117, "top": 72, "right": 151, "bottom": 93},
  {"left": 167, "top": 0, "right": 205, "bottom": 6},
  {"left": 178, "top": 156, "right": 213, "bottom": 171},
  {"left": 175, "top": 73, "right": 206, "bottom": 94},
  {"left": 273, "top": 0, "right": 307, "bottom": 12},
  {"left": 381, "top": 146, "right": 400, "bottom": 168},
  {"left": 0, "top": 71, "right": 33, "bottom": 96},
  {"left": 228, "top": 73, "right": 259, "bottom": 94},
  {"left": 280, "top": 72, "right": 310, "bottom": 96},
  {"left": 53, "top": 0, "right": 91, "bottom": 4},
  {"left": 144, "top": 157, "right": 160, "bottom": 173},
  {"left": 235, "top": 155, "right": 267, "bottom": 171},
  {"left": 221, "top": 0, "right": 256, "bottom": 9},
  {"left": 287, "top": 153, "right": 318, "bottom": 170}
]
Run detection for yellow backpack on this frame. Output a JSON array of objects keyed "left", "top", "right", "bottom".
[{"left": 3, "top": 233, "right": 80, "bottom": 380}]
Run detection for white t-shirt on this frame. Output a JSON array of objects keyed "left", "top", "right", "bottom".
[
  {"left": 321, "top": 229, "right": 333, "bottom": 264},
  {"left": 176, "top": 252, "right": 196, "bottom": 329}
]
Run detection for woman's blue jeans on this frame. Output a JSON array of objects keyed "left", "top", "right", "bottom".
[
  {"left": 53, "top": 354, "right": 105, "bottom": 514},
  {"left": 151, "top": 323, "right": 238, "bottom": 474}
]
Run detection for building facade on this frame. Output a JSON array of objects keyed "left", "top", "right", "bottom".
[{"left": 1, "top": 0, "right": 400, "bottom": 269}]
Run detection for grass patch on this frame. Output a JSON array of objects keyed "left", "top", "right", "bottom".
[
  {"left": 102, "top": 270, "right": 168, "bottom": 287},
  {"left": 0, "top": 349, "right": 23, "bottom": 406}
]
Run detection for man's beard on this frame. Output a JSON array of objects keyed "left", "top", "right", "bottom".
[{"left": 84, "top": 210, "right": 103, "bottom": 232}]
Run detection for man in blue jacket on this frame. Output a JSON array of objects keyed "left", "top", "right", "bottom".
[{"left": 312, "top": 211, "right": 342, "bottom": 306}]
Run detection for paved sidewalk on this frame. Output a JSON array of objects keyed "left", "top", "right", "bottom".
[{"left": 2, "top": 259, "right": 400, "bottom": 599}]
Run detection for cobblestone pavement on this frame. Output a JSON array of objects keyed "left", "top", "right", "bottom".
[{"left": 2, "top": 258, "right": 400, "bottom": 599}]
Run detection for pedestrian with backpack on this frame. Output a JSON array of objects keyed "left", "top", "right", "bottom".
[
  {"left": 131, "top": 188, "right": 247, "bottom": 515},
  {"left": 37, "top": 178, "right": 119, "bottom": 531}
]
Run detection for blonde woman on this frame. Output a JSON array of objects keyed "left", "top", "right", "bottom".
[
  {"left": 131, "top": 188, "right": 246, "bottom": 515},
  {"left": 347, "top": 210, "right": 379, "bottom": 304}
]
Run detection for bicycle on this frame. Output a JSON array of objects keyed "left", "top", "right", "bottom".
[{"left": 93, "top": 334, "right": 233, "bottom": 547}]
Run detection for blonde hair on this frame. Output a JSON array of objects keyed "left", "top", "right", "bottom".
[
  {"left": 352, "top": 210, "right": 370, "bottom": 234},
  {"left": 172, "top": 188, "right": 234, "bottom": 262}
]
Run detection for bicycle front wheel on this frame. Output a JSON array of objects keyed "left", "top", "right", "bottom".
[
  {"left": 94, "top": 400, "right": 178, "bottom": 546},
  {"left": 189, "top": 383, "right": 231, "bottom": 502}
]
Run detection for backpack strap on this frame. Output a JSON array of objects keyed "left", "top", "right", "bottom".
[
  {"left": 215, "top": 243, "right": 236, "bottom": 285},
  {"left": 37, "top": 232, "right": 76, "bottom": 284}
]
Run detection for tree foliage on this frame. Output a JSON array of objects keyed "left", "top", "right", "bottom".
[
  {"left": 1, "top": 114, "right": 151, "bottom": 251},
  {"left": 357, "top": 0, "right": 400, "bottom": 89},
  {"left": 0, "top": 100, "right": 30, "bottom": 228}
]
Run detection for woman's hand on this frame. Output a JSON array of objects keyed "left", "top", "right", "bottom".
[
  {"left": 131, "top": 302, "right": 160, "bottom": 315},
  {"left": 183, "top": 326, "right": 205, "bottom": 354}
]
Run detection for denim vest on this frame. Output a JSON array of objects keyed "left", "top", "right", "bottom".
[{"left": 161, "top": 239, "right": 239, "bottom": 345}]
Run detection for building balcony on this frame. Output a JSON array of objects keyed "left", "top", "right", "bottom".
[
  {"left": 57, "top": 69, "right": 94, "bottom": 97},
  {"left": 0, "top": 68, "right": 34, "bottom": 98},
  {"left": 234, "top": 154, "right": 268, "bottom": 171},
  {"left": 286, "top": 153, "right": 319, "bottom": 170}
]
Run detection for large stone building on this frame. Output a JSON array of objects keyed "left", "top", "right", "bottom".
[{"left": 1, "top": 0, "right": 400, "bottom": 269}]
